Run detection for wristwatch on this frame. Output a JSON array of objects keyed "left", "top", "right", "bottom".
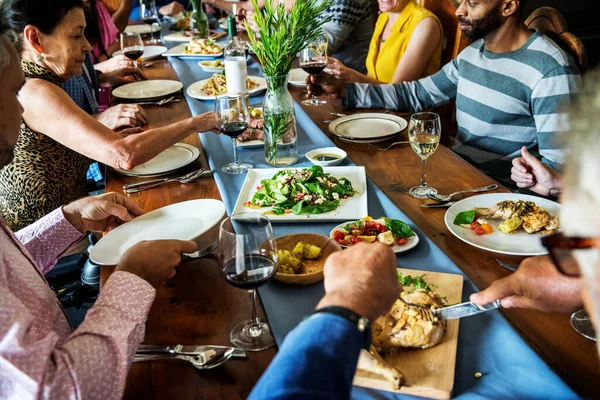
[{"left": 313, "top": 306, "right": 372, "bottom": 350}]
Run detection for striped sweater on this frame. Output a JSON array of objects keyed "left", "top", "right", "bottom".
[{"left": 344, "top": 30, "right": 582, "bottom": 188}]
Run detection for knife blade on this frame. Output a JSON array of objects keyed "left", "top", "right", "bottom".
[
  {"left": 432, "top": 299, "right": 501, "bottom": 320},
  {"left": 420, "top": 201, "right": 457, "bottom": 208},
  {"left": 136, "top": 344, "right": 247, "bottom": 359}
]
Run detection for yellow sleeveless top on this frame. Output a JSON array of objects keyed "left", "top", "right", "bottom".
[{"left": 366, "top": 1, "right": 442, "bottom": 83}]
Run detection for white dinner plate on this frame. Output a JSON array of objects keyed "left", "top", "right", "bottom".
[
  {"left": 198, "top": 60, "right": 225, "bottom": 73},
  {"left": 328, "top": 113, "right": 408, "bottom": 141},
  {"left": 113, "top": 45, "right": 167, "bottom": 61},
  {"left": 114, "top": 143, "right": 200, "bottom": 177},
  {"left": 89, "top": 199, "right": 226, "bottom": 265},
  {"left": 186, "top": 76, "right": 267, "bottom": 100},
  {"left": 125, "top": 24, "right": 162, "bottom": 34},
  {"left": 232, "top": 167, "right": 368, "bottom": 222},
  {"left": 444, "top": 193, "right": 561, "bottom": 256},
  {"left": 330, "top": 221, "right": 419, "bottom": 253},
  {"left": 163, "top": 43, "right": 224, "bottom": 58},
  {"left": 112, "top": 79, "right": 183, "bottom": 101},
  {"left": 289, "top": 68, "right": 309, "bottom": 86}
]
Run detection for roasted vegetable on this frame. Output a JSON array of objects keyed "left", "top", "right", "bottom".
[
  {"left": 277, "top": 249, "right": 302, "bottom": 273},
  {"left": 292, "top": 242, "right": 322, "bottom": 259},
  {"left": 498, "top": 214, "right": 523, "bottom": 234},
  {"left": 277, "top": 264, "right": 295, "bottom": 274}
]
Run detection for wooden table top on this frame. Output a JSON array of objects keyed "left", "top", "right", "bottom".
[{"left": 101, "top": 59, "right": 600, "bottom": 397}]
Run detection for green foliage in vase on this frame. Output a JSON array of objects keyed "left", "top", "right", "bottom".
[{"left": 244, "top": 0, "right": 332, "bottom": 77}]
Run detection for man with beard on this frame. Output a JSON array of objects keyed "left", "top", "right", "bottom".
[{"left": 307, "top": 0, "right": 581, "bottom": 189}]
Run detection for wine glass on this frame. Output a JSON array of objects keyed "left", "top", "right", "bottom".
[
  {"left": 408, "top": 112, "right": 441, "bottom": 198},
  {"left": 120, "top": 32, "right": 144, "bottom": 78},
  {"left": 571, "top": 310, "right": 597, "bottom": 341},
  {"left": 214, "top": 93, "right": 254, "bottom": 174},
  {"left": 299, "top": 35, "right": 328, "bottom": 107},
  {"left": 140, "top": 0, "right": 160, "bottom": 44},
  {"left": 218, "top": 213, "right": 278, "bottom": 351}
]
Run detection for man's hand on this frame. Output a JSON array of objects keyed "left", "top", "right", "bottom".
[
  {"left": 194, "top": 111, "right": 220, "bottom": 134},
  {"left": 470, "top": 256, "right": 583, "bottom": 313},
  {"left": 511, "top": 146, "right": 562, "bottom": 196},
  {"left": 62, "top": 192, "right": 146, "bottom": 233},
  {"left": 95, "top": 104, "right": 148, "bottom": 129},
  {"left": 317, "top": 242, "right": 400, "bottom": 321},
  {"left": 116, "top": 240, "right": 197, "bottom": 287},
  {"left": 99, "top": 67, "right": 147, "bottom": 88},
  {"left": 95, "top": 55, "right": 135, "bottom": 74},
  {"left": 306, "top": 73, "right": 346, "bottom": 100},
  {"left": 159, "top": 1, "right": 185, "bottom": 16}
]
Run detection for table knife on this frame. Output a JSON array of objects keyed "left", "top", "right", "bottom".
[
  {"left": 420, "top": 201, "right": 457, "bottom": 208},
  {"left": 432, "top": 299, "right": 501, "bottom": 320},
  {"left": 136, "top": 344, "right": 247, "bottom": 359}
]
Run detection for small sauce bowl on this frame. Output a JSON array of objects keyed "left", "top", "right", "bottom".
[{"left": 306, "top": 147, "right": 347, "bottom": 166}]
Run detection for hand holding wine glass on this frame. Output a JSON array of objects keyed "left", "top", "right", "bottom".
[
  {"left": 299, "top": 35, "right": 328, "bottom": 107},
  {"left": 214, "top": 93, "right": 254, "bottom": 174},
  {"left": 218, "top": 213, "right": 278, "bottom": 351},
  {"left": 408, "top": 112, "right": 441, "bottom": 198},
  {"left": 120, "top": 32, "right": 144, "bottom": 80}
]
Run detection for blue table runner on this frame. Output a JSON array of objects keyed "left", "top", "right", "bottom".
[{"left": 164, "top": 42, "right": 578, "bottom": 399}]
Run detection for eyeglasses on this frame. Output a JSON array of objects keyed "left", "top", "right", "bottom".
[{"left": 540, "top": 232, "right": 600, "bottom": 277}]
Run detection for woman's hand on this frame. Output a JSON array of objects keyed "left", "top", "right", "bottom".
[
  {"left": 96, "top": 104, "right": 148, "bottom": 129},
  {"left": 325, "top": 57, "right": 356, "bottom": 82},
  {"left": 99, "top": 66, "right": 147, "bottom": 88},
  {"left": 194, "top": 111, "right": 220, "bottom": 134},
  {"left": 62, "top": 192, "right": 146, "bottom": 233},
  {"left": 95, "top": 55, "right": 135, "bottom": 74}
]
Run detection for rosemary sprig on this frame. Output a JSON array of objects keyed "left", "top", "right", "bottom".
[{"left": 244, "top": 0, "right": 333, "bottom": 77}]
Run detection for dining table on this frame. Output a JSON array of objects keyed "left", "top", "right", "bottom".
[{"left": 100, "top": 26, "right": 600, "bottom": 399}]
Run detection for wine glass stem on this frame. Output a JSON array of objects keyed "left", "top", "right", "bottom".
[
  {"left": 420, "top": 158, "right": 427, "bottom": 187},
  {"left": 249, "top": 289, "right": 259, "bottom": 325},
  {"left": 231, "top": 137, "right": 239, "bottom": 165}
]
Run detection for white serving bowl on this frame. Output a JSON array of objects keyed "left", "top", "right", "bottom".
[{"left": 306, "top": 147, "right": 347, "bottom": 166}]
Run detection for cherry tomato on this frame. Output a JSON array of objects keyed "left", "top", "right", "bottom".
[
  {"left": 396, "top": 238, "right": 408, "bottom": 245},
  {"left": 365, "top": 221, "right": 376, "bottom": 229},
  {"left": 350, "top": 237, "right": 362, "bottom": 245},
  {"left": 470, "top": 222, "right": 481, "bottom": 230},
  {"left": 337, "top": 239, "right": 349, "bottom": 246},
  {"left": 377, "top": 224, "right": 387, "bottom": 233},
  {"left": 333, "top": 230, "right": 345, "bottom": 241}
]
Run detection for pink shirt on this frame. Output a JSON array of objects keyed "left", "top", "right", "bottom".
[
  {"left": 0, "top": 208, "right": 156, "bottom": 399},
  {"left": 91, "top": 1, "right": 119, "bottom": 63}
]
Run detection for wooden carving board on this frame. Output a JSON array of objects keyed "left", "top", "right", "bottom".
[{"left": 353, "top": 268, "right": 464, "bottom": 399}]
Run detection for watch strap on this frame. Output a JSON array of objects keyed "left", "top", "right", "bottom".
[{"left": 313, "top": 306, "right": 371, "bottom": 349}]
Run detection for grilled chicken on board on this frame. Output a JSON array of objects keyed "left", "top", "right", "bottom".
[
  {"left": 475, "top": 200, "right": 559, "bottom": 234},
  {"left": 356, "top": 289, "right": 446, "bottom": 389}
]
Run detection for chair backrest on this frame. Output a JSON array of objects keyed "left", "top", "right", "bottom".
[{"left": 525, "top": 7, "right": 588, "bottom": 72}]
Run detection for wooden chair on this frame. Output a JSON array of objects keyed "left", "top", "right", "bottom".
[
  {"left": 419, "top": 0, "right": 471, "bottom": 142},
  {"left": 525, "top": 7, "right": 588, "bottom": 72}
]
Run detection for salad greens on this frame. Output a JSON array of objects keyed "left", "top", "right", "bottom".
[
  {"left": 397, "top": 273, "right": 436, "bottom": 292},
  {"left": 250, "top": 166, "right": 356, "bottom": 215},
  {"left": 453, "top": 210, "right": 476, "bottom": 225},
  {"left": 382, "top": 217, "right": 415, "bottom": 238}
]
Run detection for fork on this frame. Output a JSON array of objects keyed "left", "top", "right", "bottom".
[
  {"left": 135, "top": 96, "right": 180, "bottom": 106},
  {"left": 495, "top": 259, "right": 519, "bottom": 272},
  {"left": 183, "top": 240, "right": 219, "bottom": 260},
  {"left": 123, "top": 168, "right": 207, "bottom": 193},
  {"left": 367, "top": 141, "right": 410, "bottom": 151},
  {"left": 398, "top": 296, "right": 435, "bottom": 322}
]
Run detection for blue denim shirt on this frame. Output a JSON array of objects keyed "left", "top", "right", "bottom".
[{"left": 248, "top": 313, "right": 363, "bottom": 400}]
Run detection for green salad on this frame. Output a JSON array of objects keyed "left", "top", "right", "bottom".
[{"left": 248, "top": 166, "right": 356, "bottom": 215}]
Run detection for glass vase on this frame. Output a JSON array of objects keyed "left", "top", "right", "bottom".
[
  {"left": 263, "top": 74, "right": 298, "bottom": 166},
  {"left": 190, "top": 0, "right": 209, "bottom": 39}
]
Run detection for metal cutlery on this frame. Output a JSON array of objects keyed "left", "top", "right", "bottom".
[
  {"left": 330, "top": 111, "right": 347, "bottom": 117},
  {"left": 134, "top": 96, "right": 180, "bottom": 106},
  {"left": 433, "top": 299, "right": 501, "bottom": 320},
  {"left": 183, "top": 240, "right": 219, "bottom": 259},
  {"left": 420, "top": 201, "right": 457, "bottom": 208},
  {"left": 427, "top": 184, "right": 498, "bottom": 202},
  {"left": 495, "top": 259, "right": 519, "bottom": 272},
  {"left": 133, "top": 349, "right": 235, "bottom": 370},
  {"left": 136, "top": 344, "right": 247, "bottom": 358},
  {"left": 367, "top": 141, "right": 410, "bottom": 151},
  {"left": 123, "top": 169, "right": 210, "bottom": 193}
]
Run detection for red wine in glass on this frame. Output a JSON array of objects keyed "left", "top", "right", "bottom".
[
  {"left": 123, "top": 48, "right": 144, "bottom": 61},
  {"left": 221, "top": 255, "right": 277, "bottom": 290},
  {"left": 300, "top": 62, "right": 327, "bottom": 75},
  {"left": 143, "top": 16, "right": 158, "bottom": 25},
  {"left": 220, "top": 121, "right": 249, "bottom": 139}
]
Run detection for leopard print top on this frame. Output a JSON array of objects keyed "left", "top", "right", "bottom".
[{"left": 0, "top": 61, "right": 92, "bottom": 231}]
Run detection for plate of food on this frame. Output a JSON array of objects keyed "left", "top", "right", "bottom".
[
  {"left": 186, "top": 74, "right": 267, "bottom": 100},
  {"left": 444, "top": 193, "right": 560, "bottom": 256},
  {"left": 198, "top": 59, "right": 224, "bottom": 73},
  {"left": 163, "top": 40, "right": 223, "bottom": 58},
  {"left": 163, "top": 29, "right": 228, "bottom": 42},
  {"left": 274, "top": 233, "right": 341, "bottom": 285},
  {"left": 237, "top": 106, "right": 264, "bottom": 148},
  {"left": 330, "top": 216, "right": 419, "bottom": 253},
  {"left": 232, "top": 166, "right": 368, "bottom": 222},
  {"left": 354, "top": 268, "right": 462, "bottom": 398}
]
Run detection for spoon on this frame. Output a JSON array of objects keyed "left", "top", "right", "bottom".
[
  {"left": 427, "top": 184, "right": 498, "bottom": 202},
  {"left": 315, "top": 155, "right": 340, "bottom": 161}
]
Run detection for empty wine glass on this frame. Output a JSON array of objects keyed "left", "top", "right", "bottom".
[
  {"left": 214, "top": 93, "right": 254, "bottom": 174},
  {"left": 120, "top": 32, "right": 144, "bottom": 77},
  {"left": 218, "top": 213, "right": 278, "bottom": 351},
  {"left": 140, "top": 0, "right": 160, "bottom": 44},
  {"left": 299, "top": 35, "right": 328, "bottom": 107},
  {"left": 408, "top": 112, "right": 441, "bottom": 198}
]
